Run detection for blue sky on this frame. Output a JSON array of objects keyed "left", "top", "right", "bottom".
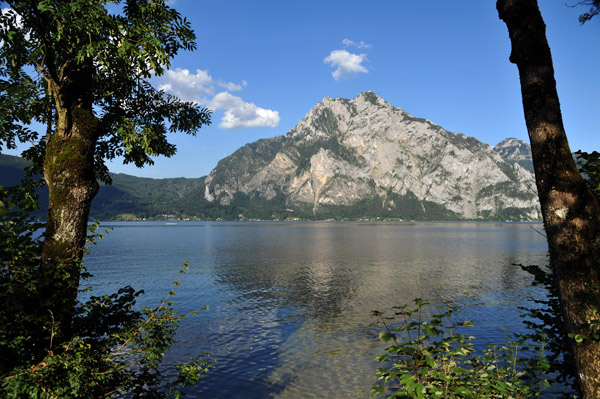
[{"left": 6, "top": 1, "right": 600, "bottom": 178}]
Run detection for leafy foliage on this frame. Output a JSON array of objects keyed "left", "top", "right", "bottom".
[
  {"left": 0, "top": 2, "right": 215, "bottom": 396},
  {"left": 575, "top": 150, "right": 600, "bottom": 199},
  {"left": 517, "top": 264, "right": 577, "bottom": 390},
  {"left": 571, "top": 0, "right": 600, "bottom": 24},
  {"left": 0, "top": 180, "right": 211, "bottom": 398},
  {"left": 371, "top": 298, "right": 574, "bottom": 398},
  {"left": 0, "top": 154, "right": 48, "bottom": 218},
  {"left": 0, "top": 0, "right": 211, "bottom": 182}
]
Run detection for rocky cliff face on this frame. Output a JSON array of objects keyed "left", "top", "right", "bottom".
[
  {"left": 204, "top": 92, "right": 541, "bottom": 220},
  {"left": 494, "top": 137, "right": 535, "bottom": 173}
]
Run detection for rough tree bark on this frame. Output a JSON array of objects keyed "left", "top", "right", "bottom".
[
  {"left": 497, "top": 0, "right": 600, "bottom": 397},
  {"left": 40, "top": 71, "right": 100, "bottom": 335}
]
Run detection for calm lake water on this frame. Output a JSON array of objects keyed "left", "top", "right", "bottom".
[{"left": 83, "top": 221, "right": 549, "bottom": 398}]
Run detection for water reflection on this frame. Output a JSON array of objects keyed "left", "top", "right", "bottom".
[{"left": 83, "top": 221, "right": 548, "bottom": 398}]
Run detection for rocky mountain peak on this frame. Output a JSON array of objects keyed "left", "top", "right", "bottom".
[
  {"left": 322, "top": 91, "right": 387, "bottom": 108},
  {"left": 494, "top": 138, "right": 532, "bottom": 161},
  {"left": 204, "top": 93, "right": 541, "bottom": 221},
  {"left": 355, "top": 91, "right": 388, "bottom": 107},
  {"left": 289, "top": 92, "right": 388, "bottom": 141},
  {"left": 494, "top": 138, "right": 534, "bottom": 173}
]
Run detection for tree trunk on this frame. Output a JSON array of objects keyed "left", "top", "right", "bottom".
[
  {"left": 41, "top": 87, "right": 99, "bottom": 337},
  {"left": 497, "top": 0, "right": 600, "bottom": 397}
]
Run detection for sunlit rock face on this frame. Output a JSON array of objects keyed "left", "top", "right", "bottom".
[{"left": 204, "top": 91, "right": 541, "bottom": 220}]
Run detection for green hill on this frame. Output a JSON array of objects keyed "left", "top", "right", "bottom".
[
  {"left": 1, "top": 154, "right": 221, "bottom": 220},
  {"left": 0, "top": 154, "right": 49, "bottom": 217},
  {"left": 92, "top": 173, "right": 213, "bottom": 220}
]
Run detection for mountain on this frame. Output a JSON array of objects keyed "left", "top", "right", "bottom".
[
  {"left": 494, "top": 137, "right": 534, "bottom": 173},
  {"left": 204, "top": 91, "right": 541, "bottom": 220},
  {"left": 0, "top": 154, "right": 49, "bottom": 217},
  {"left": 91, "top": 174, "right": 209, "bottom": 220},
  {"left": 0, "top": 154, "right": 214, "bottom": 220},
  {"left": 1, "top": 92, "right": 542, "bottom": 221}
]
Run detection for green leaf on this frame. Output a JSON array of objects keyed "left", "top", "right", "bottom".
[{"left": 569, "top": 333, "right": 590, "bottom": 343}]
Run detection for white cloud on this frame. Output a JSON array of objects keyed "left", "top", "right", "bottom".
[
  {"left": 342, "top": 38, "right": 372, "bottom": 49},
  {"left": 218, "top": 79, "right": 246, "bottom": 91},
  {"left": 221, "top": 105, "right": 280, "bottom": 129},
  {"left": 324, "top": 50, "right": 368, "bottom": 81},
  {"left": 209, "top": 91, "right": 244, "bottom": 109},
  {"left": 210, "top": 92, "right": 280, "bottom": 129},
  {"left": 158, "top": 68, "right": 214, "bottom": 103},
  {"left": 157, "top": 70, "right": 277, "bottom": 129}
]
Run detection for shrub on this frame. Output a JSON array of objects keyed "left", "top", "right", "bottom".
[{"left": 371, "top": 299, "right": 555, "bottom": 398}]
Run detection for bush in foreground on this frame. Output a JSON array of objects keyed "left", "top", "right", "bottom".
[
  {"left": 0, "top": 181, "right": 210, "bottom": 398},
  {"left": 371, "top": 297, "right": 575, "bottom": 398}
]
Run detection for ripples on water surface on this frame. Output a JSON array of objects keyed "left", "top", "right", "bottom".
[{"left": 83, "top": 221, "right": 548, "bottom": 398}]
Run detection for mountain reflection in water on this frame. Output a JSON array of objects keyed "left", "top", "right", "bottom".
[{"left": 83, "top": 221, "right": 548, "bottom": 398}]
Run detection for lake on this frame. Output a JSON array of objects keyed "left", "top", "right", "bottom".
[{"left": 83, "top": 221, "right": 549, "bottom": 398}]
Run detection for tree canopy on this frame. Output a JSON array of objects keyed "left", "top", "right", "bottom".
[
  {"left": 1, "top": 0, "right": 211, "bottom": 328},
  {"left": 0, "top": 0, "right": 211, "bottom": 182},
  {"left": 0, "top": 0, "right": 213, "bottom": 386},
  {"left": 0, "top": 1, "right": 213, "bottom": 396}
]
